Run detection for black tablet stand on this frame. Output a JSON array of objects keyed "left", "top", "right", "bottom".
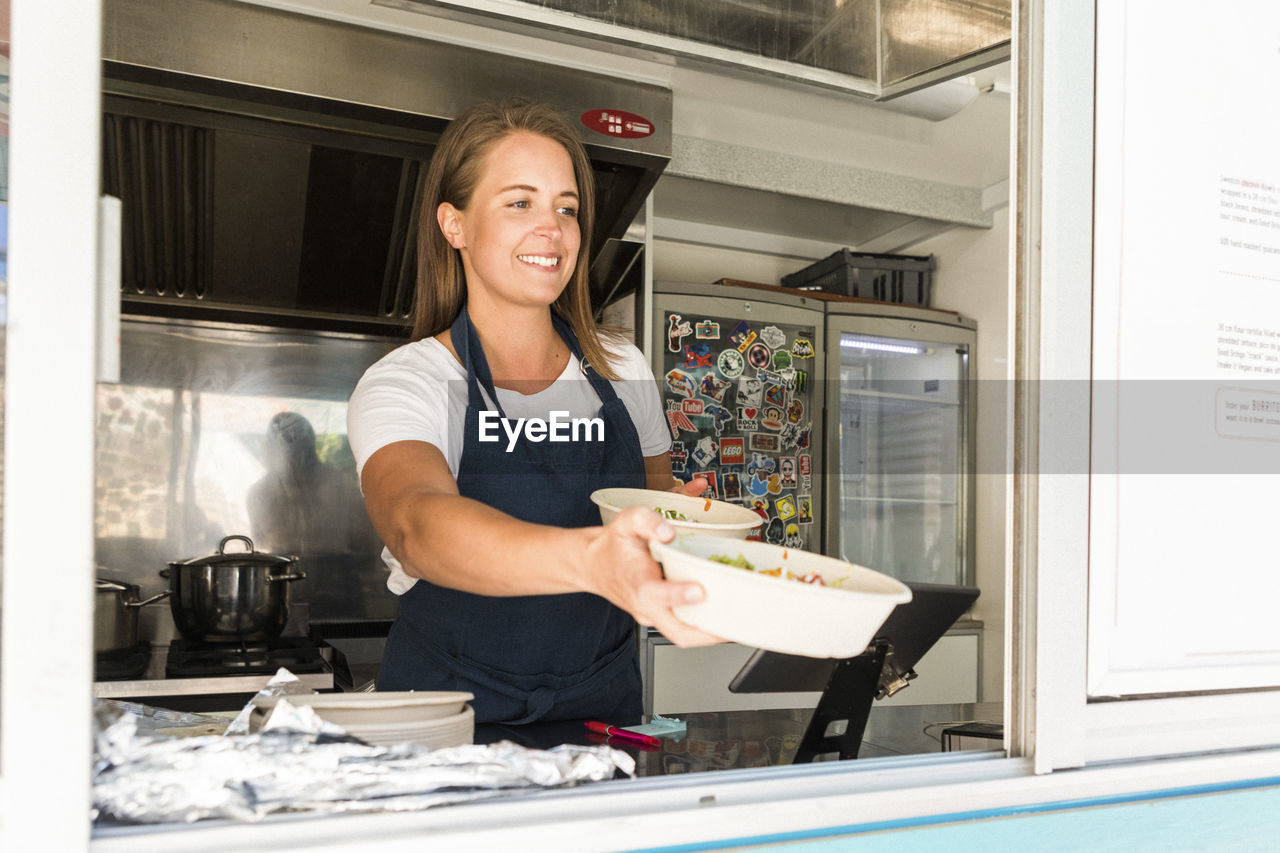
[
  {"left": 729, "top": 582, "right": 982, "bottom": 764},
  {"left": 792, "top": 640, "right": 915, "bottom": 763}
]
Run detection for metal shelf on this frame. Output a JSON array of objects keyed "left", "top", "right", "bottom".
[
  {"left": 840, "top": 388, "right": 961, "bottom": 406},
  {"left": 840, "top": 495, "right": 959, "bottom": 506}
]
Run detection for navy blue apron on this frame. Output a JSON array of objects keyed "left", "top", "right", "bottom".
[{"left": 377, "top": 307, "right": 647, "bottom": 724}]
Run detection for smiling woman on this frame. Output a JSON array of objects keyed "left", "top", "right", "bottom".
[{"left": 346, "top": 99, "right": 718, "bottom": 726}]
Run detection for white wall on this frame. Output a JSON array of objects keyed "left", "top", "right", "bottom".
[{"left": 900, "top": 206, "right": 1011, "bottom": 703}]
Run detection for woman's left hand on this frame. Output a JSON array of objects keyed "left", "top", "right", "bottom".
[
  {"left": 669, "top": 475, "right": 708, "bottom": 496},
  {"left": 576, "top": 506, "right": 725, "bottom": 648}
]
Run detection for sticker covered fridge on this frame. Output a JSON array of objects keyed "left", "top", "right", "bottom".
[
  {"left": 650, "top": 282, "right": 826, "bottom": 552},
  {"left": 651, "top": 280, "right": 977, "bottom": 587}
]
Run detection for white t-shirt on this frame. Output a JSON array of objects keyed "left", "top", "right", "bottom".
[{"left": 347, "top": 332, "right": 671, "bottom": 594}]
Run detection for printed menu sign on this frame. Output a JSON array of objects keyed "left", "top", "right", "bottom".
[{"left": 1090, "top": 0, "right": 1280, "bottom": 693}]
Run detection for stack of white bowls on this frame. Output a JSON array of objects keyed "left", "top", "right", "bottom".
[{"left": 257, "top": 691, "right": 475, "bottom": 748}]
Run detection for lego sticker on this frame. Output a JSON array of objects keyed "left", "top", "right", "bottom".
[
  {"left": 695, "top": 320, "right": 721, "bottom": 340},
  {"left": 717, "top": 348, "right": 745, "bottom": 378},
  {"left": 737, "top": 406, "right": 760, "bottom": 431},
  {"left": 797, "top": 495, "right": 813, "bottom": 524},
  {"left": 736, "top": 376, "right": 764, "bottom": 407},
  {"left": 775, "top": 494, "right": 797, "bottom": 520},
  {"left": 693, "top": 470, "right": 720, "bottom": 499},
  {"left": 790, "top": 338, "right": 815, "bottom": 359},
  {"left": 760, "top": 325, "right": 787, "bottom": 350},
  {"left": 746, "top": 342, "right": 772, "bottom": 370},
  {"left": 664, "top": 369, "right": 696, "bottom": 398},
  {"left": 683, "top": 343, "right": 712, "bottom": 369},
  {"left": 698, "top": 372, "right": 732, "bottom": 404},
  {"left": 729, "top": 321, "right": 757, "bottom": 352},
  {"left": 719, "top": 436, "right": 745, "bottom": 465},
  {"left": 667, "top": 314, "right": 692, "bottom": 353},
  {"left": 779, "top": 456, "right": 798, "bottom": 489}
]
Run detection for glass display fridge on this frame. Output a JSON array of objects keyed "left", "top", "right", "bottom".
[
  {"left": 650, "top": 280, "right": 976, "bottom": 586},
  {"left": 824, "top": 302, "right": 977, "bottom": 586}
]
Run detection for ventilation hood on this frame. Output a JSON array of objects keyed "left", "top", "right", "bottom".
[{"left": 101, "top": 0, "right": 672, "bottom": 333}]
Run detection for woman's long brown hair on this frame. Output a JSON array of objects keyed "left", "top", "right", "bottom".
[{"left": 411, "top": 99, "right": 623, "bottom": 380}]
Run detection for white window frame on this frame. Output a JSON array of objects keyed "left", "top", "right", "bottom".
[
  {"left": 1029, "top": 0, "right": 1280, "bottom": 773},
  {"left": 4, "top": 2, "right": 1280, "bottom": 851},
  {"left": 0, "top": 1, "right": 103, "bottom": 850}
]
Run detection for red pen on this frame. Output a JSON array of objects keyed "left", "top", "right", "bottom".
[{"left": 584, "top": 720, "right": 662, "bottom": 747}]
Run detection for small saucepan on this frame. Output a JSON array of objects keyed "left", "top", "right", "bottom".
[
  {"left": 162, "top": 534, "right": 307, "bottom": 643},
  {"left": 95, "top": 578, "right": 170, "bottom": 655}
]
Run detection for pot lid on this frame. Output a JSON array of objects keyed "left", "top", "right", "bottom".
[
  {"left": 96, "top": 577, "right": 136, "bottom": 591},
  {"left": 170, "top": 534, "right": 295, "bottom": 568}
]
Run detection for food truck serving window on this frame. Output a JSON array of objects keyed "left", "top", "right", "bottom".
[{"left": 4, "top": 1, "right": 1280, "bottom": 850}]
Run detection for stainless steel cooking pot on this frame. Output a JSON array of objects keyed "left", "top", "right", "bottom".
[
  {"left": 162, "top": 534, "right": 306, "bottom": 642},
  {"left": 95, "top": 578, "right": 170, "bottom": 654}
]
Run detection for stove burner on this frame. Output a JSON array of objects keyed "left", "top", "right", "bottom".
[
  {"left": 166, "top": 636, "right": 328, "bottom": 679},
  {"left": 95, "top": 642, "right": 152, "bottom": 681}
]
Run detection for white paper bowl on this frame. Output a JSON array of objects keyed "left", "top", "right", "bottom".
[
  {"left": 339, "top": 705, "right": 475, "bottom": 749},
  {"left": 649, "top": 534, "right": 912, "bottom": 659},
  {"left": 255, "top": 690, "right": 473, "bottom": 727},
  {"left": 591, "top": 487, "right": 762, "bottom": 538}
]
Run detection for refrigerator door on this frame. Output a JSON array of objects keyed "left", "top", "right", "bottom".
[
  {"left": 651, "top": 283, "right": 825, "bottom": 553},
  {"left": 824, "top": 311, "right": 976, "bottom": 586}
]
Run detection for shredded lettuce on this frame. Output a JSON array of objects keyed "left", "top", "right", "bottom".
[{"left": 708, "top": 553, "right": 754, "bottom": 570}]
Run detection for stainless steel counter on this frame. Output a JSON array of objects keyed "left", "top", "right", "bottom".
[{"left": 92, "top": 642, "right": 333, "bottom": 700}]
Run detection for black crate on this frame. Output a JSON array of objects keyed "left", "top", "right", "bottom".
[{"left": 781, "top": 249, "right": 935, "bottom": 306}]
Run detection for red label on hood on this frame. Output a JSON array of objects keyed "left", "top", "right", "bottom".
[{"left": 580, "top": 109, "right": 654, "bottom": 139}]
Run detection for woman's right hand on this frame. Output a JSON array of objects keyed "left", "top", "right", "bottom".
[{"left": 577, "top": 506, "right": 725, "bottom": 648}]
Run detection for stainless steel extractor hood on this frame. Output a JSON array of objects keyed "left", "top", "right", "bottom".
[{"left": 102, "top": 0, "right": 672, "bottom": 333}]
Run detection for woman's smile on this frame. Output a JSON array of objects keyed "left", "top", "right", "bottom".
[{"left": 517, "top": 253, "right": 561, "bottom": 270}]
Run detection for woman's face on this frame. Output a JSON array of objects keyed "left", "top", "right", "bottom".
[{"left": 439, "top": 130, "right": 581, "bottom": 312}]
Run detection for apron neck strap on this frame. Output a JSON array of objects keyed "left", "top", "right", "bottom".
[
  {"left": 449, "top": 306, "right": 619, "bottom": 410},
  {"left": 551, "top": 311, "right": 621, "bottom": 405}
]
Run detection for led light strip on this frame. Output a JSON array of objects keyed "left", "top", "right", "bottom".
[{"left": 839, "top": 337, "right": 926, "bottom": 355}]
